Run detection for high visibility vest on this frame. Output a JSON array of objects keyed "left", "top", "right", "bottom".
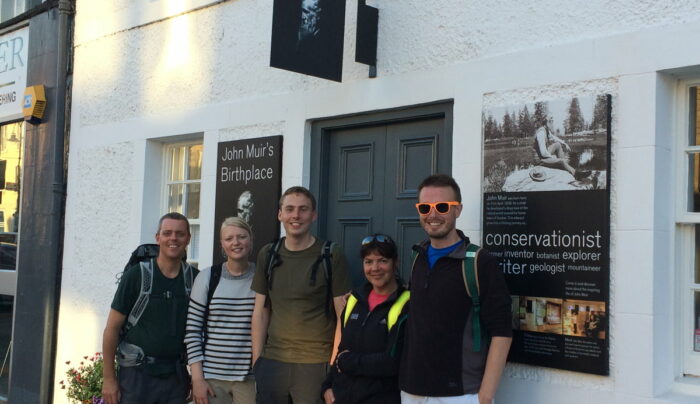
[{"left": 343, "top": 290, "right": 410, "bottom": 331}]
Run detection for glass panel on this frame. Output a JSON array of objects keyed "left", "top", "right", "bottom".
[
  {"left": 695, "top": 291, "right": 700, "bottom": 352},
  {"left": 0, "top": 0, "right": 25, "bottom": 23},
  {"left": 167, "top": 184, "right": 184, "bottom": 214},
  {"left": 0, "top": 294, "right": 12, "bottom": 399},
  {"left": 187, "top": 144, "right": 202, "bottom": 180},
  {"left": 0, "top": 122, "right": 21, "bottom": 272},
  {"left": 689, "top": 153, "right": 700, "bottom": 212},
  {"left": 188, "top": 224, "right": 199, "bottom": 262},
  {"left": 0, "top": 0, "right": 43, "bottom": 23},
  {"left": 168, "top": 146, "right": 185, "bottom": 182},
  {"left": 691, "top": 87, "right": 699, "bottom": 146},
  {"left": 185, "top": 183, "right": 200, "bottom": 219},
  {"left": 696, "top": 226, "right": 700, "bottom": 284}
]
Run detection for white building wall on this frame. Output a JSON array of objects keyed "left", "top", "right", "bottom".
[{"left": 54, "top": 0, "right": 700, "bottom": 402}]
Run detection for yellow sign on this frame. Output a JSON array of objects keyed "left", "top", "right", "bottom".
[{"left": 22, "top": 85, "right": 46, "bottom": 124}]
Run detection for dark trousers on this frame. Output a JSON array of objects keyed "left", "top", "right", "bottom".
[
  {"left": 118, "top": 364, "right": 189, "bottom": 404},
  {"left": 254, "top": 357, "right": 328, "bottom": 404}
]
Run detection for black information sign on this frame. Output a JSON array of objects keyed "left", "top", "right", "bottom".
[
  {"left": 213, "top": 135, "right": 283, "bottom": 264},
  {"left": 481, "top": 94, "right": 611, "bottom": 375}
]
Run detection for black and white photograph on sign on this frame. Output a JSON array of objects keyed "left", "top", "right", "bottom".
[
  {"left": 270, "top": 0, "right": 346, "bottom": 82},
  {"left": 213, "top": 136, "right": 283, "bottom": 264},
  {"left": 483, "top": 95, "right": 610, "bottom": 193}
]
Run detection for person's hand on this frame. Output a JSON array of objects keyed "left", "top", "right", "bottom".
[
  {"left": 478, "top": 391, "right": 494, "bottom": 404},
  {"left": 192, "top": 378, "right": 215, "bottom": 404},
  {"left": 323, "top": 388, "right": 336, "bottom": 404},
  {"left": 562, "top": 142, "right": 571, "bottom": 152},
  {"left": 102, "top": 375, "right": 120, "bottom": 404}
]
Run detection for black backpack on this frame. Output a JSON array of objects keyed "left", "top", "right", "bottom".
[
  {"left": 264, "top": 237, "right": 336, "bottom": 316},
  {"left": 118, "top": 244, "right": 195, "bottom": 336}
]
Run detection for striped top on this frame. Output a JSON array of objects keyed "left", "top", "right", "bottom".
[{"left": 185, "top": 263, "right": 255, "bottom": 381}]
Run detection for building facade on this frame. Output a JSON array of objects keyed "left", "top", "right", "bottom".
[
  {"left": 0, "top": 0, "right": 72, "bottom": 403},
  {"left": 46, "top": 0, "right": 700, "bottom": 403}
]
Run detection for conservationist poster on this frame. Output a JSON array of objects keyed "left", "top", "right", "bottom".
[
  {"left": 213, "top": 135, "right": 283, "bottom": 264},
  {"left": 481, "top": 94, "right": 611, "bottom": 375}
]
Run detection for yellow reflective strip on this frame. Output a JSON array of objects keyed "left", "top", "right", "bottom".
[
  {"left": 343, "top": 295, "right": 358, "bottom": 327},
  {"left": 387, "top": 291, "right": 410, "bottom": 331}
]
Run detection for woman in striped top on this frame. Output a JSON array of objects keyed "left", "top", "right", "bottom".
[{"left": 186, "top": 217, "right": 256, "bottom": 404}]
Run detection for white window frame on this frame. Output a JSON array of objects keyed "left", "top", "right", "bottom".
[
  {"left": 675, "top": 79, "right": 700, "bottom": 377},
  {"left": 161, "top": 140, "right": 202, "bottom": 265}
]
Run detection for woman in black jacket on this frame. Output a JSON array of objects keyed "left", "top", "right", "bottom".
[{"left": 322, "top": 234, "right": 408, "bottom": 404}]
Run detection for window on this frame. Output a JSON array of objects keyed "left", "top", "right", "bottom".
[
  {"left": 679, "top": 85, "right": 700, "bottom": 376},
  {"left": 0, "top": 121, "right": 23, "bottom": 402},
  {"left": 163, "top": 142, "right": 202, "bottom": 264},
  {"left": 0, "top": 0, "right": 44, "bottom": 23}
]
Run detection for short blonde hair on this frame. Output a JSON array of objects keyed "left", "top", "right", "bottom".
[{"left": 220, "top": 216, "right": 253, "bottom": 238}]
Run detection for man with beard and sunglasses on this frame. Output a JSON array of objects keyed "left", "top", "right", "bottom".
[{"left": 400, "top": 174, "right": 512, "bottom": 404}]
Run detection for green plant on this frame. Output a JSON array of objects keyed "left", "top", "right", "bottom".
[{"left": 59, "top": 352, "right": 107, "bottom": 404}]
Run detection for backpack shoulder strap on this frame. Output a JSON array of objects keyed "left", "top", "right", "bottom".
[
  {"left": 265, "top": 238, "right": 284, "bottom": 291},
  {"left": 182, "top": 262, "right": 194, "bottom": 296},
  {"left": 387, "top": 290, "right": 410, "bottom": 331},
  {"left": 321, "top": 240, "right": 335, "bottom": 317},
  {"left": 408, "top": 249, "right": 420, "bottom": 288},
  {"left": 462, "top": 243, "right": 483, "bottom": 352},
  {"left": 343, "top": 294, "right": 358, "bottom": 328},
  {"left": 202, "top": 263, "right": 223, "bottom": 344},
  {"left": 125, "top": 259, "right": 155, "bottom": 335},
  {"left": 207, "top": 264, "right": 223, "bottom": 306}
]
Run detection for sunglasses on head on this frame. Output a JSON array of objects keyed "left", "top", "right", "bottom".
[
  {"left": 415, "top": 201, "right": 460, "bottom": 215},
  {"left": 361, "top": 234, "right": 391, "bottom": 245}
]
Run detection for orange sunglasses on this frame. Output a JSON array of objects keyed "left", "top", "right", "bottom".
[{"left": 415, "top": 201, "right": 460, "bottom": 215}]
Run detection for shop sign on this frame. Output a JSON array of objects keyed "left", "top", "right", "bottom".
[
  {"left": 0, "top": 27, "right": 27, "bottom": 120},
  {"left": 270, "top": 0, "right": 347, "bottom": 82},
  {"left": 481, "top": 94, "right": 611, "bottom": 375},
  {"left": 213, "top": 135, "right": 283, "bottom": 263}
]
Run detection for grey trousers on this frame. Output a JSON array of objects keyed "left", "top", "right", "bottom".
[
  {"left": 253, "top": 357, "right": 328, "bottom": 404},
  {"left": 118, "top": 364, "right": 189, "bottom": 404}
]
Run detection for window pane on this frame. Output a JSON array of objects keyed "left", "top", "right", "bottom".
[
  {"left": 696, "top": 226, "right": 700, "bottom": 284},
  {"left": 688, "top": 153, "right": 700, "bottom": 212},
  {"left": 167, "top": 184, "right": 184, "bottom": 213},
  {"left": 187, "top": 144, "right": 202, "bottom": 180},
  {"left": 168, "top": 146, "right": 185, "bottom": 181},
  {"left": 186, "top": 183, "right": 200, "bottom": 219},
  {"left": 0, "top": 122, "right": 22, "bottom": 272},
  {"left": 691, "top": 87, "right": 700, "bottom": 146},
  {"left": 0, "top": 0, "right": 24, "bottom": 23},
  {"left": 189, "top": 224, "right": 199, "bottom": 262},
  {"left": 0, "top": 295, "right": 12, "bottom": 398},
  {"left": 695, "top": 291, "right": 700, "bottom": 352}
]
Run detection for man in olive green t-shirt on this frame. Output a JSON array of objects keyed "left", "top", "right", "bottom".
[{"left": 251, "top": 186, "right": 350, "bottom": 404}]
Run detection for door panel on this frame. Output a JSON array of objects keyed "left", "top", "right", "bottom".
[
  {"left": 324, "top": 116, "right": 450, "bottom": 287},
  {"left": 328, "top": 125, "right": 386, "bottom": 286}
]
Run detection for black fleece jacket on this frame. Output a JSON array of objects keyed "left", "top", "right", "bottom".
[
  {"left": 399, "top": 231, "right": 512, "bottom": 396},
  {"left": 321, "top": 282, "right": 408, "bottom": 404}
]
